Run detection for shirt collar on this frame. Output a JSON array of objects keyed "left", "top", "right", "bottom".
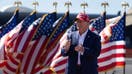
[{"left": 77, "top": 29, "right": 88, "bottom": 37}]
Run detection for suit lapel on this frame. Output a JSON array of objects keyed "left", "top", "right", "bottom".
[{"left": 83, "top": 30, "right": 91, "bottom": 45}]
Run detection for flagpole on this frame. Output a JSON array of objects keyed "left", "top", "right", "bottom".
[
  {"left": 101, "top": 1, "right": 109, "bottom": 13},
  {"left": 13, "top": 0, "right": 21, "bottom": 32},
  {"left": 14, "top": 0, "right": 22, "bottom": 9},
  {"left": 121, "top": 1, "right": 129, "bottom": 13},
  {"left": 121, "top": 2, "right": 129, "bottom": 74},
  {"left": 32, "top": 0, "right": 39, "bottom": 12},
  {"left": 53, "top": 1, "right": 58, "bottom": 12},
  {"left": 80, "top": 1, "right": 88, "bottom": 14},
  {"left": 64, "top": 0, "right": 72, "bottom": 12},
  {"left": 101, "top": 1, "right": 108, "bottom": 74}
]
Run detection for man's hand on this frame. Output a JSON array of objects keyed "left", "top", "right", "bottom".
[
  {"left": 63, "top": 40, "right": 71, "bottom": 52},
  {"left": 75, "top": 44, "right": 84, "bottom": 52}
]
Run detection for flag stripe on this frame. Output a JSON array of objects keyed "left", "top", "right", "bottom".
[
  {"left": 98, "top": 57, "right": 125, "bottom": 67},
  {"left": 40, "top": 32, "right": 64, "bottom": 65},
  {"left": 43, "top": 43, "right": 60, "bottom": 66},
  {"left": 101, "top": 45, "right": 125, "bottom": 53},
  {"left": 23, "top": 36, "right": 46, "bottom": 74},
  {"left": 7, "top": 54, "right": 19, "bottom": 65},
  {"left": 13, "top": 30, "right": 26, "bottom": 52},
  {"left": 52, "top": 63, "right": 66, "bottom": 73},
  {"left": 98, "top": 53, "right": 125, "bottom": 63},
  {"left": 4, "top": 61, "right": 17, "bottom": 73},
  {"left": 98, "top": 62, "right": 125, "bottom": 71},
  {"left": 0, "top": 60, "right": 7, "bottom": 68},
  {"left": 3, "top": 54, "right": 20, "bottom": 73},
  {"left": 20, "top": 40, "right": 35, "bottom": 72},
  {"left": 99, "top": 48, "right": 125, "bottom": 59},
  {"left": 16, "top": 25, "right": 37, "bottom": 53},
  {"left": 53, "top": 57, "right": 67, "bottom": 67},
  {"left": 34, "top": 35, "right": 66, "bottom": 73},
  {"left": 50, "top": 57, "right": 67, "bottom": 68}
]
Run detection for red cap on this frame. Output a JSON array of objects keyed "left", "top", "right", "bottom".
[{"left": 76, "top": 12, "right": 90, "bottom": 23}]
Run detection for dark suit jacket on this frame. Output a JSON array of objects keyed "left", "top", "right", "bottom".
[{"left": 61, "top": 30, "right": 101, "bottom": 74}]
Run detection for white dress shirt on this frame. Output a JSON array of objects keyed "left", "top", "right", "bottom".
[{"left": 76, "top": 29, "right": 88, "bottom": 65}]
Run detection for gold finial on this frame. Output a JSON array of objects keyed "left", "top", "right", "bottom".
[
  {"left": 14, "top": 0, "right": 22, "bottom": 8},
  {"left": 80, "top": 2, "right": 88, "bottom": 14},
  {"left": 53, "top": 1, "right": 58, "bottom": 12},
  {"left": 64, "top": 1, "right": 72, "bottom": 11},
  {"left": 121, "top": 1, "right": 129, "bottom": 12},
  {"left": 32, "top": 1, "right": 39, "bottom": 11},
  {"left": 101, "top": 1, "right": 109, "bottom": 12}
]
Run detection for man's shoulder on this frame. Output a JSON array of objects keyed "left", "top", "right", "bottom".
[
  {"left": 68, "top": 31, "right": 78, "bottom": 35},
  {"left": 88, "top": 30, "right": 101, "bottom": 39}
]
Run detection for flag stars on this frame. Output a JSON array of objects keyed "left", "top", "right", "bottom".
[{"left": 33, "top": 13, "right": 56, "bottom": 40}]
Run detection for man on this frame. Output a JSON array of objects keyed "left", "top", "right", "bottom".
[{"left": 61, "top": 12, "right": 101, "bottom": 74}]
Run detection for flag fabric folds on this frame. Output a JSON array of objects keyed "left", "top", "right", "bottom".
[
  {"left": 2, "top": 18, "right": 41, "bottom": 74},
  {"left": 0, "top": 9, "right": 19, "bottom": 38},
  {"left": 89, "top": 12, "right": 106, "bottom": 34},
  {"left": 5, "top": 11, "right": 37, "bottom": 53},
  {"left": 0, "top": 9, "right": 19, "bottom": 69},
  {"left": 39, "top": 11, "right": 70, "bottom": 66},
  {"left": 98, "top": 13, "right": 126, "bottom": 72},
  {"left": 1, "top": 11, "right": 37, "bottom": 73},
  {"left": 20, "top": 12, "right": 57, "bottom": 74},
  {"left": 35, "top": 11, "right": 70, "bottom": 74}
]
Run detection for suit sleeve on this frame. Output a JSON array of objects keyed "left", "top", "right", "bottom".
[
  {"left": 83, "top": 35, "right": 101, "bottom": 57},
  {"left": 61, "top": 45, "right": 76, "bottom": 57},
  {"left": 61, "top": 32, "right": 76, "bottom": 57},
  {"left": 61, "top": 48, "right": 68, "bottom": 56}
]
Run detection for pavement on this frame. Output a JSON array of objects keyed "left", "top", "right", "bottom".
[{"left": 125, "top": 58, "right": 132, "bottom": 74}]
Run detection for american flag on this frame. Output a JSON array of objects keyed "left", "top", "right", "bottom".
[
  {"left": 98, "top": 13, "right": 126, "bottom": 72},
  {"left": 0, "top": 9, "right": 19, "bottom": 38},
  {"left": 43, "top": 32, "right": 68, "bottom": 74},
  {"left": 37, "top": 19, "right": 78, "bottom": 74},
  {"left": 89, "top": 12, "right": 106, "bottom": 34},
  {"left": 6, "top": 11, "right": 36, "bottom": 52},
  {"left": 19, "top": 11, "right": 37, "bottom": 33},
  {"left": 34, "top": 12, "right": 70, "bottom": 74},
  {"left": 106, "top": 16, "right": 121, "bottom": 25},
  {"left": 1, "top": 11, "right": 37, "bottom": 73},
  {"left": 2, "top": 18, "right": 41, "bottom": 74},
  {"left": 0, "top": 9, "right": 19, "bottom": 51},
  {"left": 0, "top": 9, "right": 19, "bottom": 69},
  {"left": 19, "top": 12, "right": 57, "bottom": 74},
  {"left": 5, "top": 11, "right": 37, "bottom": 53},
  {"left": 39, "top": 11, "right": 70, "bottom": 66}
]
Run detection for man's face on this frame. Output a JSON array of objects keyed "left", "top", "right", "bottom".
[
  {"left": 75, "top": 19, "right": 89, "bottom": 29},
  {"left": 75, "top": 20, "right": 85, "bottom": 29}
]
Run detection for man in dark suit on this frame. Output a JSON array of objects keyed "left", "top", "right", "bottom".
[{"left": 61, "top": 12, "right": 101, "bottom": 74}]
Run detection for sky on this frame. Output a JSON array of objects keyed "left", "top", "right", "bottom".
[{"left": 0, "top": 0, "right": 131, "bottom": 14}]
